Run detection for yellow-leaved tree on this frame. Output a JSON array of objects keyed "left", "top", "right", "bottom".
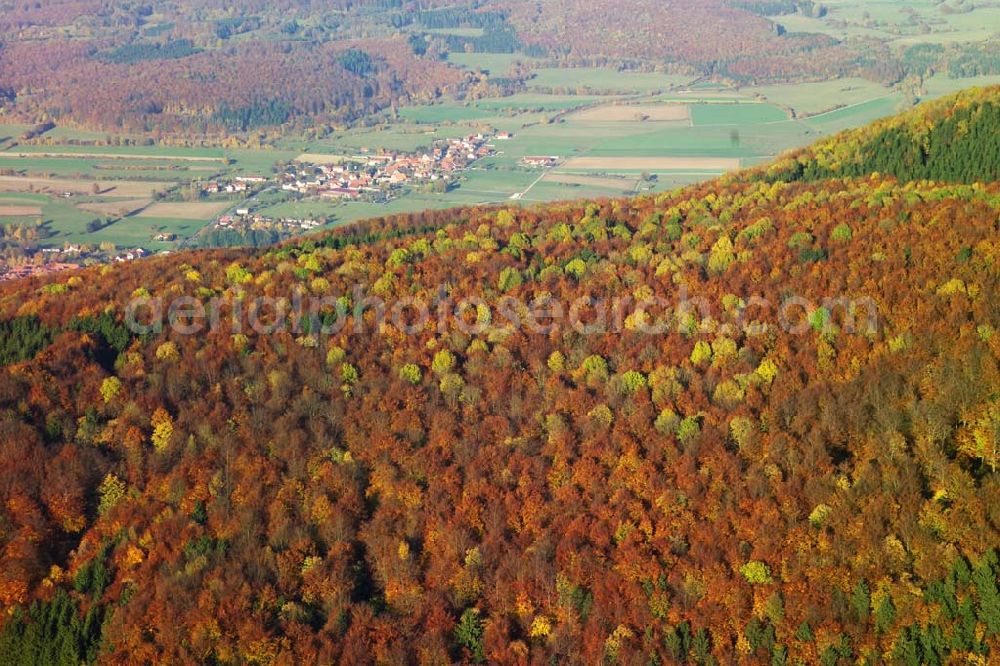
[{"left": 151, "top": 408, "right": 174, "bottom": 452}]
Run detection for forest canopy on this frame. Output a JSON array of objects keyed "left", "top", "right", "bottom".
[{"left": 0, "top": 87, "right": 998, "bottom": 663}]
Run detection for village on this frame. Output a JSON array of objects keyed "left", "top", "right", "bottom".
[
  {"left": 0, "top": 245, "right": 153, "bottom": 282},
  {"left": 210, "top": 212, "right": 323, "bottom": 236},
  {"left": 198, "top": 132, "right": 505, "bottom": 242},
  {"left": 279, "top": 132, "right": 503, "bottom": 200},
  {"left": 197, "top": 175, "right": 270, "bottom": 196},
  {"left": 0, "top": 133, "right": 512, "bottom": 277}
]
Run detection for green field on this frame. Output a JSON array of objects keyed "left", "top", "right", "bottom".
[
  {"left": 446, "top": 52, "right": 543, "bottom": 75},
  {"left": 0, "top": 121, "right": 32, "bottom": 143},
  {"left": 42, "top": 125, "right": 126, "bottom": 143},
  {"left": 474, "top": 94, "right": 603, "bottom": 112},
  {"left": 743, "top": 78, "right": 893, "bottom": 116},
  {"left": 227, "top": 149, "right": 298, "bottom": 176},
  {"left": 0, "top": 142, "right": 269, "bottom": 248},
  {"left": 690, "top": 103, "right": 789, "bottom": 126},
  {"left": 2, "top": 143, "right": 291, "bottom": 179},
  {"left": 289, "top": 124, "right": 474, "bottom": 155},
  {"left": 775, "top": 0, "right": 1000, "bottom": 43},
  {"left": 527, "top": 68, "right": 693, "bottom": 94},
  {"left": 0, "top": 156, "right": 216, "bottom": 181},
  {"left": 921, "top": 75, "right": 1000, "bottom": 99},
  {"left": 801, "top": 94, "right": 909, "bottom": 134},
  {"left": 254, "top": 199, "right": 342, "bottom": 220},
  {"left": 9, "top": 144, "right": 225, "bottom": 158},
  {"left": 245, "top": 90, "right": 917, "bottom": 225},
  {"left": 399, "top": 105, "right": 499, "bottom": 124},
  {"left": 424, "top": 27, "right": 485, "bottom": 38},
  {"left": 399, "top": 94, "right": 605, "bottom": 125},
  {"left": 0, "top": 191, "right": 201, "bottom": 249},
  {"left": 88, "top": 217, "right": 206, "bottom": 249}
]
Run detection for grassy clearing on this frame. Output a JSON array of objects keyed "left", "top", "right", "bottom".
[
  {"left": 425, "top": 27, "right": 484, "bottom": 37},
  {"left": 445, "top": 52, "right": 543, "bottom": 74}
]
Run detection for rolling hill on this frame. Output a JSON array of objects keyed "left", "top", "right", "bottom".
[
  {"left": 752, "top": 86, "right": 1000, "bottom": 184},
  {"left": 0, "top": 0, "right": 969, "bottom": 134},
  {"left": 0, "top": 88, "right": 998, "bottom": 664}
]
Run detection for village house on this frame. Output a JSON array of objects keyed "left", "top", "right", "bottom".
[
  {"left": 521, "top": 156, "right": 561, "bottom": 168},
  {"left": 114, "top": 248, "right": 147, "bottom": 263}
]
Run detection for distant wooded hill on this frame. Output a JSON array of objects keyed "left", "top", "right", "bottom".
[{"left": 0, "top": 0, "right": 993, "bottom": 134}]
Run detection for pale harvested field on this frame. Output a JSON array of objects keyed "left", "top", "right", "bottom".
[
  {"left": 570, "top": 104, "right": 690, "bottom": 122},
  {"left": 0, "top": 205, "right": 42, "bottom": 216},
  {"left": 295, "top": 153, "right": 355, "bottom": 165},
  {"left": 545, "top": 172, "right": 638, "bottom": 189},
  {"left": 78, "top": 199, "right": 150, "bottom": 216},
  {"left": 137, "top": 201, "right": 230, "bottom": 220},
  {"left": 11, "top": 151, "right": 221, "bottom": 162},
  {"left": 0, "top": 176, "right": 173, "bottom": 197},
  {"left": 562, "top": 156, "right": 741, "bottom": 171}
]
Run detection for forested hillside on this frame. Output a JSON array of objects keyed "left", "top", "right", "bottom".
[
  {"left": 0, "top": 0, "right": 966, "bottom": 134},
  {"left": 755, "top": 86, "right": 1000, "bottom": 184},
  {"left": 0, "top": 90, "right": 998, "bottom": 664},
  {"left": 0, "top": 36, "right": 466, "bottom": 134}
]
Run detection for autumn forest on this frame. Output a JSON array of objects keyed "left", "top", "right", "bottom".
[{"left": 0, "top": 86, "right": 997, "bottom": 664}]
